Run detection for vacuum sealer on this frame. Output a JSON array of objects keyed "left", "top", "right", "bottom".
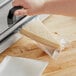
[
  {"left": 0, "top": 0, "right": 36, "bottom": 53},
  {"left": 0, "top": 0, "right": 57, "bottom": 58}
]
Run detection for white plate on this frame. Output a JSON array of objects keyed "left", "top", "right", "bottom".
[{"left": 0, "top": 56, "right": 48, "bottom": 76}]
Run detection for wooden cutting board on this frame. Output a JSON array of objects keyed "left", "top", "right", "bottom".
[{"left": 0, "top": 15, "right": 76, "bottom": 76}]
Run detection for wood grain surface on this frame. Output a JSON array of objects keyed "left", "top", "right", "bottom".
[{"left": 0, "top": 15, "right": 76, "bottom": 76}]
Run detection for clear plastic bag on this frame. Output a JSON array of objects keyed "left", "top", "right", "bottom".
[
  {"left": 35, "top": 15, "right": 74, "bottom": 58},
  {"left": 22, "top": 14, "right": 75, "bottom": 59}
]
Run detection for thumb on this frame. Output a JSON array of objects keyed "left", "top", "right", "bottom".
[{"left": 14, "top": 9, "right": 28, "bottom": 16}]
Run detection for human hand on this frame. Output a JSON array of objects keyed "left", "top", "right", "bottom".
[{"left": 13, "top": 0, "right": 45, "bottom": 16}]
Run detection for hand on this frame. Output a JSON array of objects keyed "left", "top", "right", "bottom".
[
  {"left": 13, "top": 0, "right": 45, "bottom": 16},
  {"left": 13, "top": 0, "right": 76, "bottom": 17}
]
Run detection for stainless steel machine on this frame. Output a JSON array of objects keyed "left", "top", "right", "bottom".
[
  {"left": 0, "top": 0, "right": 57, "bottom": 58},
  {"left": 0, "top": 0, "right": 36, "bottom": 53}
]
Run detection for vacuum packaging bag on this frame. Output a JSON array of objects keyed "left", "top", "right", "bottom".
[
  {"left": 21, "top": 14, "right": 76, "bottom": 58},
  {"left": 42, "top": 15, "right": 76, "bottom": 45},
  {"left": 37, "top": 15, "right": 76, "bottom": 58},
  {"left": 21, "top": 16, "right": 69, "bottom": 57}
]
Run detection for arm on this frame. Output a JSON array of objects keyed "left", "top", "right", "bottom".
[
  {"left": 13, "top": 0, "right": 76, "bottom": 17},
  {"left": 44, "top": 0, "right": 76, "bottom": 17}
]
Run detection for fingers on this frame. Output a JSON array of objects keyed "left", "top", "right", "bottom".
[
  {"left": 12, "top": 0, "right": 44, "bottom": 16},
  {"left": 14, "top": 9, "right": 28, "bottom": 16},
  {"left": 12, "top": 0, "right": 23, "bottom": 6},
  {"left": 12, "top": 0, "right": 28, "bottom": 16},
  {"left": 12, "top": 0, "right": 29, "bottom": 10}
]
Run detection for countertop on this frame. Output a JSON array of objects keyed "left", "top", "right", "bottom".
[{"left": 1, "top": 15, "right": 76, "bottom": 76}]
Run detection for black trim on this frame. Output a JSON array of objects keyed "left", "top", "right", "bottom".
[{"left": 7, "top": 6, "right": 24, "bottom": 25}]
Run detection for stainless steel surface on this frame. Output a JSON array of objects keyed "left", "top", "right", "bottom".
[
  {"left": 0, "top": 0, "right": 35, "bottom": 41},
  {"left": 0, "top": 0, "right": 12, "bottom": 35},
  {"left": 0, "top": 0, "right": 6, "bottom": 4},
  {"left": 0, "top": 33, "right": 22, "bottom": 53},
  {"left": 0, "top": 0, "right": 35, "bottom": 53}
]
